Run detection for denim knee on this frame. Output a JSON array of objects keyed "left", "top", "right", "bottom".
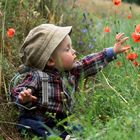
[{"left": 17, "top": 115, "right": 51, "bottom": 137}]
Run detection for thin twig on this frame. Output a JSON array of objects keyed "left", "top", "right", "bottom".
[
  {"left": 101, "top": 71, "right": 128, "bottom": 104},
  {"left": 0, "top": 127, "right": 13, "bottom": 140},
  {"left": 0, "top": 121, "right": 31, "bottom": 129},
  {"left": 3, "top": 75, "right": 9, "bottom": 102}
]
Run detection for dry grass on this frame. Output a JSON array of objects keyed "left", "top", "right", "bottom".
[
  {"left": 75, "top": 0, "right": 140, "bottom": 18},
  {"left": 0, "top": 103, "right": 23, "bottom": 140}
]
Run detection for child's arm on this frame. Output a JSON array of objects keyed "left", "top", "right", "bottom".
[{"left": 72, "top": 33, "right": 129, "bottom": 78}]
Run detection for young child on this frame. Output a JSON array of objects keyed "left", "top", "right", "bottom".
[{"left": 12, "top": 24, "right": 130, "bottom": 140}]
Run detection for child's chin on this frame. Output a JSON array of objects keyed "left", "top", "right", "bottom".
[
  {"left": 72, "top": 62, "right": 78, "bottom": 68},
  {"left": 64, "top": 66, "right": 73, "bottom": 71}
]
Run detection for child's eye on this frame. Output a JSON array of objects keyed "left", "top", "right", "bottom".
[
  {"left": 66, "top": 48, "right": 70, "bottom": 51},
  {"left": 65, "top": 47, "right": 70, "bottom": 51}
]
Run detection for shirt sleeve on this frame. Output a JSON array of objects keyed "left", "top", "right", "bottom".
[
  {"left": 72, "top": 47, "right": 117, "bottom": 78},
  {"left": 105, "top": 47, "right": 117, "bottom": 61}
]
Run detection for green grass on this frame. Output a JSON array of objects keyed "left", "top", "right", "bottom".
[{"left": 1, "top": 0, "right": 140, "bottom": 139}]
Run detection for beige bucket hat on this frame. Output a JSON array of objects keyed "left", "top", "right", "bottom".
[{"left": 20, "top": 24, "right": 72, "bottom": 70}]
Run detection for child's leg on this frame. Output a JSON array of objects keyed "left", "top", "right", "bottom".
[
  {"left": 44, "top": 118, "right": 69, "bottom": 139},
  {"left": 59, "top": 122, "right": 83, "bottom": 139},
  {"left": 17, "top": 115, "right": 51, "bottom": 137}
]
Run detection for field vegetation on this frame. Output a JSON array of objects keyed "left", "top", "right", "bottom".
[{"left": 0, "top": 0, "right": 140, "bottom": 139}]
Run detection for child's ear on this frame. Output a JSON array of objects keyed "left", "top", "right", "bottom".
[{"left": 47, "top": 57, "right": 55, "bottom": 66}]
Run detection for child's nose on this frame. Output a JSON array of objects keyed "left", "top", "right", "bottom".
[{"left": 71, "top": 48, "right": 76, "bottom": 55}]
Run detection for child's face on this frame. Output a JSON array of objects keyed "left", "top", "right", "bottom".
[{"left": 52, "top": 35, "right": 77, "bottom": 71}]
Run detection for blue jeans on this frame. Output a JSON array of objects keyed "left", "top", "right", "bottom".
[{"left": 17, "top": 114, "right": 83, "bottom": 139}]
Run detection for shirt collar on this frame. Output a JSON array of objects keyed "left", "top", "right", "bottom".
[{"left": 43, "top": 66, "right": 69, "bottom": 77}]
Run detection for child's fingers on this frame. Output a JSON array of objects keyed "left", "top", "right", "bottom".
[
  {"left": 18, "top": 92, "right": 24, "bottom": 102},
  {"left": 116, "top": 33, "right": 124, "bottom": 41},
  {"left": 20, "top": 91, "right": 26, "bottom": 97},
  {"left": 24, "top": 88, "right": 32, "bottom": 94},
  {"left": 119, "top": 37, "right": 129, "bottom": 44},
  {"left": 18, "top": 88, "right": 37, "bottom": 103},
  {"left": 122, "top": 45, "right": 130, "bottom": 52},
  {"left": 31, "top": 95, "right": 37, "bottom": 101},
  {"left": 116, "top": 33, "right": 124, "bottom": 38},
  {"left": 19, "top": 91, "right": 28, "bottom": 99},
  {"left": 21, "top": 88, "right": 32, "bottom": 97},
  {"left": 26, "top": 89, "right": 37, "bottom": 101},
  {"left": 27, "top": 88, "right": 32, "bottom": 93},
  {"left": 18, "top": 89, "right": 31, "bottom": 101}
]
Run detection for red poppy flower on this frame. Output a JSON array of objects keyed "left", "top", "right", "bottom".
[
  {"left": 132, "top": 32, "right": 140, "bottom": 42},
  {"left": 133, "top": 61, "right": 139, "bottom": 67},
  {"left": 113, "top": 0, "right": 121, "bottom": 6},
  {"left": 116, "top": 61, "right": 122, "bottom": 67},
  {"left": 127, "top": 53, "right": 138, "bottom": 61},
  {"left": 135, "top": 24, "right": 140, "bottom": 33},
  {"left": 104, "top": 26, "right": 111, "bottom": 33},
  {"left": 7, "top": 28, "right": 15, "bottom": 38},
  {"left": 127, "top": 14, "right": 132, "bottom": 19}
]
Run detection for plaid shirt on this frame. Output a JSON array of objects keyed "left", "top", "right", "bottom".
[{"left": 12, "top": 48, "right": 116, "bottom": 117}]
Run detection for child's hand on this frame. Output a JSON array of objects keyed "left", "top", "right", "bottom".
[
  {"left": 114, "top": 33, "right": 130, "bottom": 54},
  {"left": 18, "top": 88, "right": 37, "bottom": 104}
]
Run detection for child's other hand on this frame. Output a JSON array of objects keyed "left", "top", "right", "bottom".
[
  {"left": 114, "top": 33, "right": 130, "bottom": 54},
  {"left": 18, "top": 88, "right": 37, "bottom": 104}
]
